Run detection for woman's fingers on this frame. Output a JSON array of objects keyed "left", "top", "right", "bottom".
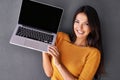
[
  {"left": 48, "top": 45, "right": 61, "bottom": 65},
  {"left": 48, "top": 46, "right": 59, "bottom": 57},
  {"left": 48, "top": 47, "right": 56, "bottom": 57},
  {"left": 52, "top": 46, "right": 59, "bottom": 55}
]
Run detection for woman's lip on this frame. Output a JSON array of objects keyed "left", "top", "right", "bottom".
[{"left": 77, "top": 30, "right": 84, "bottom": 34}]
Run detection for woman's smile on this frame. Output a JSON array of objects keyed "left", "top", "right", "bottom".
[{"left": 74, "top": 13, "right": 91, "bottom": 39}]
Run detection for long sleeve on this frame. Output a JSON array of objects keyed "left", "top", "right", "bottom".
[
  {"left": 50, "top": 32, "right": 101, "bottom": 80},
  {"left": 78, "top": 49, "right": 101, "bottom": 80},
  {"left": 55, "top": 32, "right": 70, "bottom": 47}
]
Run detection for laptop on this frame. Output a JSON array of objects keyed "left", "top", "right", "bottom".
[{"left": 10, "top": 0, "right": 63, "bottom": 52}]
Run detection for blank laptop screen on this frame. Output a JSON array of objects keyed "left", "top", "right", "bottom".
[{"left": 18, "top": 0, "right": 63, "bottom": 33}]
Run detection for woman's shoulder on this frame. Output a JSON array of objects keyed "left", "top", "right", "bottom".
[
  {"left": 88, "top": 47, "right": 101, "bottom": 57},
  {"left": 57, "top": 32, "right": 70, "bottom": 41},
  {"left": 57, "top": 32, "right": 68, "bottom": 37}
]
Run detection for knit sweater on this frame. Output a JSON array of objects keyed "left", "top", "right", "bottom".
[{"left": 51, "top": 32, "right": 101, "bottom": 80}]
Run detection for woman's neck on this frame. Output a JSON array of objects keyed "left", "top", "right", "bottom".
[{"left": 74, "top": 38, "right": 87, "bottom": 47}]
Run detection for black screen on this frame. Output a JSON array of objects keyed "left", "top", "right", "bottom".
[{"left": 18, "top": 0, "right": 63, "bottom": 33}]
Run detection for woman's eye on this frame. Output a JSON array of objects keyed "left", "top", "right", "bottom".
[
  {"left": 86, "top": 23, "right": 89, "bottom": 25},
  {"left": 74, "top": 20, "right": 79, "bottom": 23},
  {"left": 84, "top": 23, "right": 89, "bottom": 26}
]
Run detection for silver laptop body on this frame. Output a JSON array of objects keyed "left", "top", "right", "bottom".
[{"left": 10, "top": 0, "right": 63, "bottom": 52}]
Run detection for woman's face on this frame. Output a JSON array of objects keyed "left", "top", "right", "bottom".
[{"left": 74, "top": 12, "right": 91, "bottom": 40}]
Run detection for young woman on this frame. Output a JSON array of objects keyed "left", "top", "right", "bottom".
[{"left": 42, "top": 5, "right": 104, "bottom": 80}]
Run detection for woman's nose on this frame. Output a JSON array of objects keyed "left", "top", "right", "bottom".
[{"left": 78, "top": 23, "right": 83, "bottom": 29}]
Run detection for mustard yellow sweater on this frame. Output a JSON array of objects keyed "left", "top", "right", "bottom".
[{"left": 51, "top": 32, "right": 101, "bottom": 80}]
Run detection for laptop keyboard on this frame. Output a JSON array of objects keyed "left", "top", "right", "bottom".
[{"left": 16, "top": 26, "right": 54, "bottom": 44}]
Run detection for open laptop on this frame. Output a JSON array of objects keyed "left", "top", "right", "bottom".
[{"left": 10, "top": 0, "right": 63, "bottom": 52}]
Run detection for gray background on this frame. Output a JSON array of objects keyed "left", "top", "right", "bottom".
[{"left": 0, "top": 0, "right": 120, "bottom": 80}]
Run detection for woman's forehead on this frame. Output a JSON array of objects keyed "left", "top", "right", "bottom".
[{"left": 75, "top": 13, "right": 88, "bottom": 22}]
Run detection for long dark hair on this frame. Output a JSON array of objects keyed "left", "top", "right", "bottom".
[{"left": 69, "top": 5, "right": 104, "bottom": 80}]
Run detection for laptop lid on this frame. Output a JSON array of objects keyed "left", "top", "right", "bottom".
[{"left": 19, "top": 0, "right": 63, "bottom": 33}]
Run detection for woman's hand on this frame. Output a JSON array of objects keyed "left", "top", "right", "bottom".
[
  {"left": 47, "top": 45, "right": 77, "bottom": 80},
  {"left": 48, "top": 45, "right": 61, "bottom": 66}
]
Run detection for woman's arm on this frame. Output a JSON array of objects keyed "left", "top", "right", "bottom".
[
  {"left": 55, "top": 49, "right": 100, "bottom": 80},
  {"left": 78, "top": 49, "right": 101, "bottom": 80},
  {"left": 55, "top": 63, "right": 77, "bottom": 80},
  {"left": 42, "top": 52, "right": 53, "bottom": 77},
  {"left": 48, "top": 46, "right": 77, "bottom": 80}
]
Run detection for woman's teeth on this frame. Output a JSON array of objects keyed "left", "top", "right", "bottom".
[{"left": 77, "top": 30, "right": 84, "bottom": 34}]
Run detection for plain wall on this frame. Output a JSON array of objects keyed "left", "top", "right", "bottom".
[{"left": 0, "top": 0, "right": 120, "bottom": 80}]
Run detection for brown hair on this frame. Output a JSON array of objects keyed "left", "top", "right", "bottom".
[{"left": 69, "top": 5, "right": 105, "bottom": 80}]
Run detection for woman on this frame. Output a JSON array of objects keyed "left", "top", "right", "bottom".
[{"left": 42, "top": 5, "right": 104, "bottom": 80}]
